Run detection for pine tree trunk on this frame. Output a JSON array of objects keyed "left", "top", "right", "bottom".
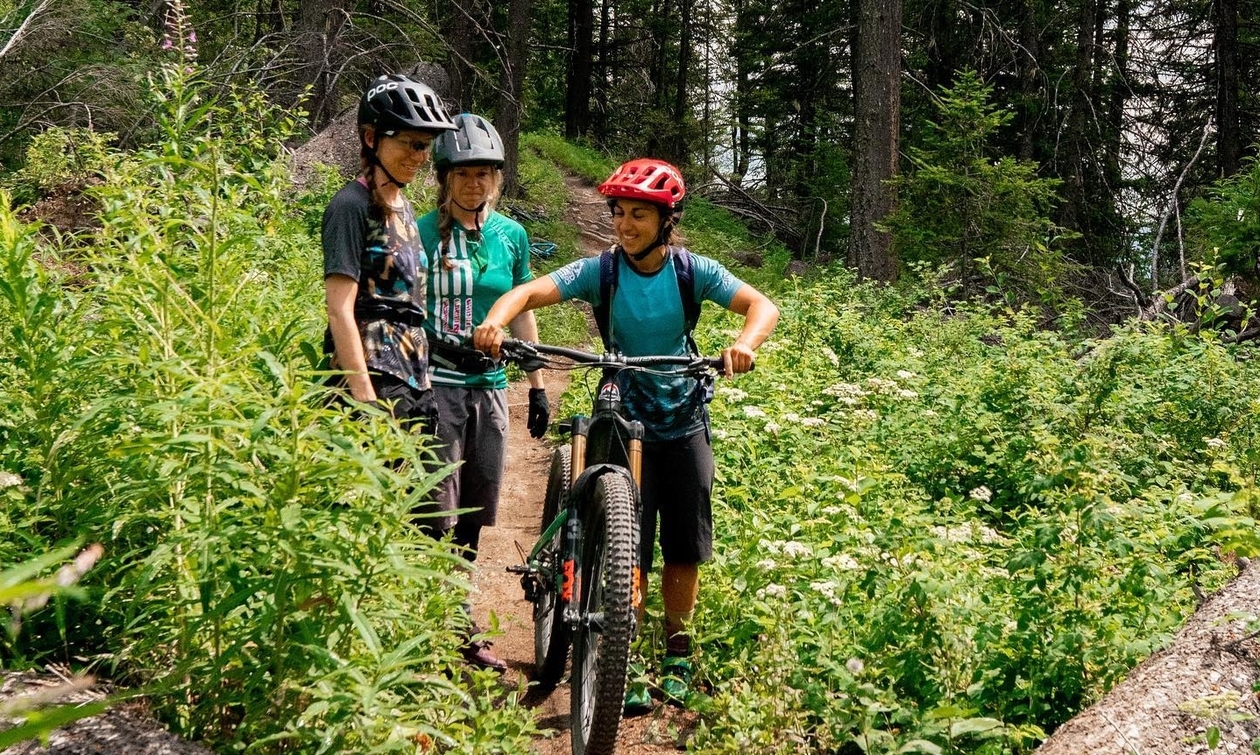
[
  {"left": 564, "top": 0, "right": 594, "bottom": 139},
  {"left": 496, "top": 0, "right": 531, "bottom": 199},
  {"left": 849, "top": 0, "right": 900, "bottom": 280}
]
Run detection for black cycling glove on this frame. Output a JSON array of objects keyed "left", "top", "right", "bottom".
[{"left": 527, "top": 388, "right": 550, "bottom": 439}]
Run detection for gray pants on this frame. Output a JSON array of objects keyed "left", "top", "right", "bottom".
[{"left": 431, "top": 385, "right": 509, "bottom": 533}]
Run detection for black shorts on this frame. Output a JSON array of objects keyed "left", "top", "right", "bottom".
[
  {"left": 370, "top": 373, "right": 438, "bottom": 436},
  {"left": 639, "top": 428, "right": 714, "bottom": 570},
  {"left": 331, "top": 371, "right": 438, "bottom": 437}
]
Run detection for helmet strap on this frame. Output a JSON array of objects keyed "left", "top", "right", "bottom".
[
  {"left": 628, "top": 242, "right": 660, "bottom": 262},
  {"left": 453, "top": 199, "right": 487, "bottom": 235}
]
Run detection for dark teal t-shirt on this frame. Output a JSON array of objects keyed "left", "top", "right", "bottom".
[{"left": 550, "top": 247, "right": 744, "bottom": 441}]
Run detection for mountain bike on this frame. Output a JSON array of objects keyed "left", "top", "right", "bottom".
[{"left": 498, "top": 338, "right": 723, "bottom": 755}]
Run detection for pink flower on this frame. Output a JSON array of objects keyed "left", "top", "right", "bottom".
[
  {"left": 188, "top": 31, "right": 196, "bottom": 43},
  {"left": 162, "top": 36, "right": 173, "bottom": 50}
]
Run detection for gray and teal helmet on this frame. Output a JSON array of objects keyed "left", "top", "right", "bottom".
[
  {"left": 433, "top": 113, "right": 505, "bottom": 172},
  {"left": 357, "top": 74, "right": 457, "bottom": 136}
]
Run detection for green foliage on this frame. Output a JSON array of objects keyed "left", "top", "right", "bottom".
[
  {"left": 1188, "top": 153, "right": 1260, "bottom": 281},
  {"left": 0, "top": 67, "right": 536, "bottom": 754},
  {"left": 522, "top": 131, "right": 615, "bottom": 185},
  {"left": 5, "top": 127, "right": 118, "bottom": 205},
  {"left": 883, "top": 72, "right": 1076, "bottom": 307},
  {"left": 684, "top": 264, "right": 1258, "bottom": 752}
]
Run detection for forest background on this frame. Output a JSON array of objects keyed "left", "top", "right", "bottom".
[{"left": 4, "top": 0, "right": 1260, "bottom": 753}]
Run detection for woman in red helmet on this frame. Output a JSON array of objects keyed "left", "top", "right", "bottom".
[{"left": 473, "top": 158, "right": 779, "bottom": 712}]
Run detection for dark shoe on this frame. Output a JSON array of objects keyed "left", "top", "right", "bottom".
[
  {"left": 623, "top": 680, "right": 652, "bottom": 715},
  {"left": 461, "top": 638, "right": 507, "bottom": 672},
  {"left": 660, "top": 656, "right": 692, "bottom": 706}
]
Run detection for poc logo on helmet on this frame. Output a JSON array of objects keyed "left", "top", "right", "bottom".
[{"left": 368, "top": 82, "right": 399, "bottom": 99}]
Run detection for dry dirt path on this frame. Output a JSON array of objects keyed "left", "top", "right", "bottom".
[{"left": 466, "top": 175, "right": 697, "bottom": 754}]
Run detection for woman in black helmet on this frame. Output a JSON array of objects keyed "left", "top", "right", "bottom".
[
  {"left": 322, "top": 73, "right": 456, "bottom": 431},
  {"left": 417, "top": 113, "right": 548, "bottom": 671}
]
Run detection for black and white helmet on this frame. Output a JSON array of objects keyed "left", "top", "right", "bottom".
[
  {"left": 433, "top": 113, "right": 505, "bottom": 170},
  {"left": 357, "top": 74, "right": 456, "bottom": 135}
]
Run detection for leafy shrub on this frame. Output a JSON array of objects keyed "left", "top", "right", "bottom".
[
  {"left": 5, "top": 127, "right": 118, "bottom": 205},
  {"left": 685, "top": 263, "right": 1258, "bottom": 753},
  {"left": 882, "top": 71, "right": 1077, "bottom": 307},
  {"left": 0, "top": 66, "right": 536, "bottom": 754}
]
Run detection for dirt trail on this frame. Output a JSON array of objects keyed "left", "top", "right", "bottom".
[{"left": 466, "top": 175, "right": 697, "bottom": 754}]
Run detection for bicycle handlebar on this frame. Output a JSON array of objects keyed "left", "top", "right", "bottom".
[{"left": 497, "top": 338, "right": 729, "bottom": 375}]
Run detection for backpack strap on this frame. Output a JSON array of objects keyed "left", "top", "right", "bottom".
[
  {"left": 594, "top": 246, "right": 700, "bottom": 354},
  {"left": 594, "top": 247, "right": 618, "bottom": 351},
  {"left": 672, "top": 248, "right": 701, "bottom": 355}
]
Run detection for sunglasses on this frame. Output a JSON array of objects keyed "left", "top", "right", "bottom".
[{"left": 388, "top": 135, "right": 433, "bottom": 153}]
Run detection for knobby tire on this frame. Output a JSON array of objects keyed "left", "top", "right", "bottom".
[
  {"left": 570, "top": 473, "right": 637, "bottom": 755},
  {"left": 534, "top": 446, "right": 572, "bottom": 686}
]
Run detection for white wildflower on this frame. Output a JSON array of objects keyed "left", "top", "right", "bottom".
[
  {"left": 0, "top": 472, "right": 22, "bottom": 489},
  {"left": 1205, "top": 437, "right": 1226, "bottom": 449},
  {"left": 932, "top": 525, "right": 972, "bottom": 544},
  {"left": 845, "top": 658, "right": 865, "bottom": 675},
  {"left": 757, "top": 583, "right": 787, "bottom": 600},
  {"left": 743, "top": 405, "right": 767, "bottom": 418},
  {"left": 712, "top": 428, "right": 729, "bottom": 441},
  {"left": 1239, "top": 208, "right": 1246, "bottom": 223},
  {"left": 759, "top": 539, "right": 782, "bottom": 554},
  {"left": 896, "top": 389, "right": 918, "bottom": 399},
  {"left": 908, "top": 348, "right": 924, "bottom": 358},
  {"left": 820, "top": 505, "right": 844, "bottom": 516},
  {"left": 866, "top": 377, "right": 898, "bottom": 392},
  {"left": 764, "top": 421, "right": 782, "bottom": 434},
  {"left": 717, "top": 386, "right": 749, "bottom": 402},
  {"left": 811, "top": 400, "right": 825, "bottom": 407},
  {"left": 922, "top": 409, "right": 938, "bottom": 417},
  {"left": 781, "top": 541, "right": 811, "bottom": 559},
  {"left": 851, "top": 409, "right": 878, "bottom": 422},
  {"left": 800, "top": 417, "right": 826, "bottom": 427},
  {"left": 774, "top": 383, "right": 787, "bottom": 391},
  {"left": 896, "top": 370, "right": 916, "bottom": 380},
  {"left": 822, "top": 347, "right": 840, "bottom": 366},
  {"left": 822, "top": 553, "right": 860, "bottom": 571},
  {"left": 969, "top": 485, "right": 993, "bottom": 502},
  {"left": 756, "top": 558, "right": 777, "bottom": 572},
  {"left": 823, "top": 382, "right": 866, "bottom": 397},
  {"left": 810, "top": 580, "right": 841, "bottom": 606},
  {"left": 783, "top": 412, "right": 801, "bottom": 422},
  {"left": 834, "top": 396, "right": 859, "bottom": 406}
]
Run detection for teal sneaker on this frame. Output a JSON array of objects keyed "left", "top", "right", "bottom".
[
  {"left": 623, "top": 660, "right": 652, "bottom": 715},
  {"left": 660, "top": 656, "right": 692, "bottom": 706},
  {"left": 623, "top": 680, "right": 652, "bottom": 714}
]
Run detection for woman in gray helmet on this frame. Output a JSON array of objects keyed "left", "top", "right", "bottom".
[
  {"left": 322, "top": 73, "right": 456, "bottom": 431},
  {"left": 418, "top": 113, "right": 548, "bottom": 671}
]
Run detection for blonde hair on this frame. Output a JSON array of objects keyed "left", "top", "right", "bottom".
[{"left": 436, "top": 166, "right": 504, "bottom": 269}]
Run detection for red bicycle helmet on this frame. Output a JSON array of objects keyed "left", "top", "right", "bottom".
[{"left": 598, "top": 158, "right": 686, "bottom": 209}]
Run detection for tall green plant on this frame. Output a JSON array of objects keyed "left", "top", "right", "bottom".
[
  {"left": 1, "top": 63, "right": 536, "bottom": 753},
  {"left": 883, "top": 71, "right": 1075, "bottom": 305}
]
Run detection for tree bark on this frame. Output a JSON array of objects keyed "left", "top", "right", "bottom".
[
  {"left": 564, "top": 0, "right": 594, "bottom": 139},
  {"left": 849, "top": 0, "right": 900, "bottom": 281},
  {"left": 1215, "top": 0, "right": 1242, "bottom": 178},
  {"left": 496, "top": 0, "right": 531, "bottom": 198},
  {"left": 295, "top": 0, "right": 351, "bottom": 129},
  {"left": 443, "top": 1, "right": 478, "bottom": 111},
  {"left": 672, "top": 0, "right": 694, "bottom": 162},
  {"left": 1035, "top": 563, "right": 1260, "bottom": 755}
]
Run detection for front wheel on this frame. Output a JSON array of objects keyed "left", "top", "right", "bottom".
[
  {"left": 534, "top": 446, "right": 572, "bottom": 686},
  {"left": 570, "top": 472, "right": 637, "bottom": 755}
]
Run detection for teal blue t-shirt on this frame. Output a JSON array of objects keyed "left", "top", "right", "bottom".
[
  {"left": 549, "top": 247, "right": 744, "bottom": 441},
  {"left": 419, "top": 210, "right": 532, "bottom": 389}
]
